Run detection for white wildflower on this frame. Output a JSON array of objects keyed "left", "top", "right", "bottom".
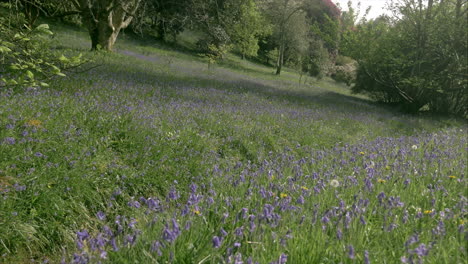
[{"left": 330, "top": 180, "right": 340, "bottom": 188}]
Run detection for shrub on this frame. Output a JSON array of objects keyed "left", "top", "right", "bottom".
[
  {"left": 348, "top": 1, "right": 467, "bottom": 116},
  {"left": 0, "top": 3, "right": 85, "bottom": 89}
]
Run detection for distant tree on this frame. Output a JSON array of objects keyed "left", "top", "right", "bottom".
[
  {"left": 229, "top": 0, "right": 269, "bottom": 59},
  {"left": 132, "top": 0, "right": 190, "bottom": 41},
  {"left": 263, "top": 0, "right": 304, "bottom": 75}
]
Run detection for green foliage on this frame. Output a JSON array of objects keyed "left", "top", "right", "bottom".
[
  {"left": 348, "top": 1, "right": 467, "bottom": 116},
  {"left": 311, "top": 14, "right": 340, "bottom": 52},
  {"left": 335, "top": 55, "right": 354, "bottom": 66},
  {"left": 331, "top": 55, "right": 357, "bottom": 86},
  {"left": 229, "top": 0, "right": 269, "bottom": 58},
  {"left": 304, "top": 38, "right": 331, "bottom": 78},
  {"left": 203, "top": 43, "right": 231, "bottom": 68},
  {"left": 132, "top": 0, "right": 189, "bottom": 41},
  {"left": 0, "top": 10, "right": 84, "bottom": 89}
]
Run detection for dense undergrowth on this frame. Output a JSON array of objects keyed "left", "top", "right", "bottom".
[{"left": 0, "top": 24, "right": 466, "bottom": 263}]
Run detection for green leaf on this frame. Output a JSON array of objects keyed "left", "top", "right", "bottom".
[
  {"left": 58, "top": 54, "right": 69, "bottom": 63},
  {"left": 35, "top": 24, "right": 53, "bottom": 35},
  {"left": 0, "top": 45, "right": 11, "bottom": 53},
  {"left": 26, "top": 70, "right": 34, "bottom": 79}
]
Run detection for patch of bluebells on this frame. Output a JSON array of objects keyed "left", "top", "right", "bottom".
[{"left": 58, "top": 128, "right": 468, "bottom": 263}]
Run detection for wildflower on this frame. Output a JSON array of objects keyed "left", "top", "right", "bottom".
[
  {"left": 241, "top": 208, "right": 249, "bottom": 219},
  {"left": 280, "top": 193, "right": 288, "bottom": 199},
  {"left": 336, "top": 228, "right": 343, "bottom": 240},
  {"left": 385, "top": 165, "right": 391, "bottom": 170},
  {"left": 212, "top": 236, "right": 221, "bottom": 248},
  {"left": 26, "top": 119, "right": 42, "bottom": 127},
  {"left": 359, "top": 151, "right": 365, "bottom": 155},
  {"left": 235, "top": 226, "right": 244, "bottom": 236},
  {"left": 411, "top": 243, "right": 429, "bottom": 257},
  {"left": 192, "top": 209, "right": 201, "bottom": 215},
  {"left": 297, "top": 195, "right": 305, "bottom": 205},
  {"left": 424, "top": 210, "right": 434, "bottom": 214},
  {"left": 76, "top": 230, "right": 89, "bottom": 241},
  {"left": 330, "top": 180, "right": 340, "bottom": 188},
  {"left": 377, "top": 179, "right": 386, "bottom": 183},
  {"left": 411, "top": 145, "right": 418, "bottom": 150},
  {"left": 300, "top": 186, "right": 309, "bottom": 191},
  {"left": 280, "top": 253, "right": 288, "bottom": 264},
  {"left": 220, "top": 228, "right": 228, "bottom": 237},
  {"left": 448, "top": 176, "right": 457, "bottom": 179},
  {"left": 348, "top": 245, "right": 355, "bottom": 259},
  {"left": 234, "top": 242, "right": 241, "bottom": 248},
  {"left": 364, "top": 250, "right": 370, "bottom": 264},
  {"left": 151, "top": 241, "right": 163, "bottom": 256},
  {"left": 96, "top": 211, "right": 106, "bottom": 221},
  {"left": 405, "top": 234, "right": 419, "bottom": 248},
  {"left": 3, "top": 137, "right": 15, "bottom": 145}
]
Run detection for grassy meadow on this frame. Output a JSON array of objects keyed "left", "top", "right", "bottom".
[{"left": 0, "top": 25, "right": 467, "bottom": 263}]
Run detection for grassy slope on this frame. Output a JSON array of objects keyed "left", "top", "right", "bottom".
[{"left": 0, "top": 24, "right": 466, "bottom": 263}]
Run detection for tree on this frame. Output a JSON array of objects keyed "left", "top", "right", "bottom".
[
  {"left": 71, "top": 0, "right": 141, "bottom": 50},
  {"left": 131, "top": 0, "right": 190, "bottom": 41},
  {"left": 263, "top": 0, "right": 304, "bottom": 75},
  {"left": 229, "top": 0, "right": 269, "bottom": 59},
  {"left": 350, "top": 0, "right": 467, "bottom": 115}
]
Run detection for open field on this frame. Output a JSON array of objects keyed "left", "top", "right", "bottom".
[{"left": 0, "top": 25, "right": 466, "bottom": 263}]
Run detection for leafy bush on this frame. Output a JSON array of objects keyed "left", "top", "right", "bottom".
[
  {"left": 335, "top": 55, "right": 354, "bottom": 66},
  {"left": 345, "top": 1, "right": 467, "bottom": 116},
  {"left": 0, "top": 4, "right": 85, "bottom": 89},
  {"left": 331, "top": 63, "right": 356, "bottom": 86}
]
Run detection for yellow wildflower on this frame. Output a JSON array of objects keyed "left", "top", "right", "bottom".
[
  {"left": 26, "top": 119, "right": 42, "bottom": 127},
  {"left": 377, "top": 179, "right": 386, "bottom": 183},
  {"left": 280, "top": 193, "right": 288, "bottom": 199},
  {"left": 301, "top": 186, "right": 309, "bottom": 191},
  {"left": 423, "top": 210, "right": 433, "bottom": 214},
  {"left": 192, "top": 209, "right": 201, "bottom": 215},
  {"left": 359, "top": 151, "right": 365, "bottom": 155},
  {"left": 448, "top": 176, "right": 457, "bottom": 179}
]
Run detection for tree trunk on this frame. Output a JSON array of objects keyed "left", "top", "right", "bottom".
[
  {"left": 77, "top": 0, "right": 140, "bottom": 51},
  {"left": 276, "top": 43, "right": 284, "bottom": 75}
]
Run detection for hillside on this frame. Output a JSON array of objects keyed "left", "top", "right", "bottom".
[{"left": 0, "top": 25, "right": 466, "bottom": 263}]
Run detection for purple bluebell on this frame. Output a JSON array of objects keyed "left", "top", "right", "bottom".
[
  {"left": 3, "top": 137, "right": 15, "bottom": 145},
  {"left": 348, "top": 245, "right": 355, "bottom": 259},
  {"left": 212, "top": 236, "right": 221, "bottom": 248},
  {"left": 151, "top": 241, "right": 163, "bottom": 256},
  {"left": 96, "top": 211, "right": 106, "bottom": 221},
  {"left": 412, "top": 243, "right": 429, "bottom": 257},
  {"left": 364, "top": 250, "right": 370, "bottom": 264}
]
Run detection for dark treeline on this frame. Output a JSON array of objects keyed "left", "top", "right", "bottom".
[{"left": 1, "top": 0, "right": 467, "bottom": 116}]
